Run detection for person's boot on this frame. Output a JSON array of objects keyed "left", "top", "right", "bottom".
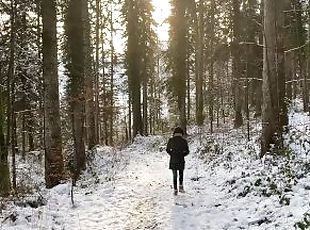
[
  {"left": 174, "top": 189, "right": 178, "bottom": 195},
  {"left": 179, "top": 185, "right": 185, "bottom": 193}
]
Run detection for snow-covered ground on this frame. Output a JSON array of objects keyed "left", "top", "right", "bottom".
[{"left": 1, "top": 106, "right": 310, "bottom": 229}]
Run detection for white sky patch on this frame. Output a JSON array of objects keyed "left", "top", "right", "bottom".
[{"left": 152, "top": 0, "right": 171, "bottom": 41}]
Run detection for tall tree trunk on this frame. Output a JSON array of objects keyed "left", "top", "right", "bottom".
[
  {"left": 94, "top": 0, "right": 100, "bottom": 145},
  {"left": 109, "top": 6, "right": 115, "bottom": 143},
  {"left": 83, "top": 0, "right": 96, "bottom": 150},
  {"left": 8, "top": 0, "right": 16, "bottom": 192},
  {"left": 232, "top": 0, "right": 243, "bottom": 128},
  {"left": 209, "top": 0, "right": 215, "bottom": 133},
  {"left": 285, "top": 53, "right": 293, "bottom": 101},
  {"left": 307, "top": 9, "right": 310, "bottom": 112},
  {"left": 174, "top": 0, "right": 187, "bottom": 134},
  {"left": 261, "top": 0, "right": 288, "bottom": 156},
  {"left": 11, "top": 83, "right": 17, "bottom": 192},
  {"left": 101, "top": 39, "right": 108, "bottom": 145},
  {"left": 187, "top": 61, "right": 190, "bottom": 122},
  {"left": 0, "top": 70, "right": 10, "bottom": 196},
  {"left": 142, "top": 66, "right": 148, "bottom": 136},
  {"left": 36, "top": 0, "right": 42, "bottom": 150},
  {"left": 301, "top": 6, "right": 310, "bottom": 113},
  {"left": 195, "top": 0, "right": 204, "bottom": 126},
  {"left": 42, "top": 0, "right": 64, "bottom": 188},
  {"left": 27, "top": 117, "right": 35, "bottom": 151},
  {"left": 254, "top": 2, "right": 263, "bottom": 118},
  {"left": 127, "top": 1, "right": 142, "bottom": 137},
  {"left": 22, "top": 113, "right": 26, "bottom": 159},
  {"left": 67, "top": 0, "right": 86, "bottom": 175},
  {"left": 128, "top": 97, "right": 132, "bottom": 141}
]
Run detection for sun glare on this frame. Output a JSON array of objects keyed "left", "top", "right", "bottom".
[{"left": 152, "top": 0, "right": 171, "bottom": 41}]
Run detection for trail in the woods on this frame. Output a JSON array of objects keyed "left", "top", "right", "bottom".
[
  {"left": 2, "top": 116, "right": 310, "bottom": 230},
  {"left": 64, "top": 143, "right": 223, "bottom": 230}
]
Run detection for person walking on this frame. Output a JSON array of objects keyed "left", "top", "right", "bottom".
[{"left": 166, "top": 127, "right": 189, "bottom": 195}]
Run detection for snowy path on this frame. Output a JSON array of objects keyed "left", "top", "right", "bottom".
[
  {"left": 70, "top": 146, "right": 220, "bottom": 230},
  {"left": 45, "top": 140, "right": 228, "bottom": 230},
  {"left": 50, "top": 140, "right": 249, "bottom": 230},
  {"left": 2, "top": 134, "right": 309, "bottom": 230}
]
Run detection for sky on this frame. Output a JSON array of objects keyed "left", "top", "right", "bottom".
[{"left": 151, "top": 0, "right": 172, "bottom": 41}]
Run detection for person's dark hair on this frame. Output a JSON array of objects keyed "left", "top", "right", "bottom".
[{"left": 173, "top": 127, "right": 184, "bottom": 135}]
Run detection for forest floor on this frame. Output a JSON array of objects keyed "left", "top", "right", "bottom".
[{"left": 1, "top": 102, "right": 310, "bottom": 230}]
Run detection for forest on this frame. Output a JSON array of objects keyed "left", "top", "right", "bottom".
[{"left": 1, "top": 0, "right": 310, "bottom": 229}]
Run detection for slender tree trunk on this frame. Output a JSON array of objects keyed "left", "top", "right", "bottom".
[
  {"left": 195, "top": 0, "right": 204, "bottom": 126},
  {"left": 128, "top": 97, "right": 132, "bottom": 141},
  {"left": 187, "top": 62, "right": 190, "bottom": 123},
  {"left": 0, "top": 69, "right": 10, "bottom": 196},
  {"left": 109, "top": 6, "right": 115, "bottom": 143},
  {"left": 94, "top": 0, "right": 100, "bottom": 145},
  {"left": 254, "top": 9, "right": 263, "bottom": 118},
  {"left": 37, "top": 0, "right": 45, "bottom": 150},
  {"left": 232, "top": 0, "right": 243, "bottom": 128},
  {"left": 285, "top": 53, "right": 293, "bottom": 100},
  {"left": 42, "top": 0, "right": 64, "bottom": 188},
  {"left": 11, "top": 85, "right": 16, "bottom": 192},
  {"left": 307, "top": 12, "right": 310, "bottom": 113},
  {"left": 209, "top": 0, "right": 215, "bottom": 133},
  {"left": 149, "top": 66, "right": 155, "bottom": 134},
  {"left": 27, "top": 116, "right": 34, "bottom": 151},
  {"left": 101, "top": 39, "right": 108, "bottom": 145},
  {"left": 142, "top": 66, "right": 148, "bottom": 135},
  {"left": 8, "top": 0, "right": 16, "bottom": 192},
  {"left": 83, "top": 0, "right": 96, "bottom": 150},
  {"left": 22, "top": 113, "right": 26, "bottom": 159}
]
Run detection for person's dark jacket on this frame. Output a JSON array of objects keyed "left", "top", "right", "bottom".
[{"left": 166, "top": 135, "right": 189, "bottom": 170}]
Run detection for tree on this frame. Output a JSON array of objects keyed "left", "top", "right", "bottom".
[
  {"left": 169, "top": 0, "right": 188, "bottom": 133},
  {"left": 231, "top": 0, "right": 243, "bottom": 128},
  {"left": 83, "top": 0, "right": 97, "bottom": 149},
  {"left": 123, "top": 0, "right": 156, "bottom": 138},
  {"left": 261, "top": 0, "right": 289, "bottom": 156},
  {"left": 42, "top": 0, "right": 64, "bottom": 188},
  {"left": 125, "top": 0, "right": 143, "bottom": 137},
  {"left": 192, "top": 0, "right": 204, "bottom": 126},
  {"left": 65, "top": 0, "right": 86, "bottom": 176},
  {"left": 0, "top": 85, "right": 10, "bottom": 196}
]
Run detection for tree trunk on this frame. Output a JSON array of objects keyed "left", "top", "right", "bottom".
[
  {"left": 27, "top": 116, "right": 35, "bottom": 151},
  {"left": 175, "top": 0, "right": 187, "bottom": 134},
  {"left": 232, "top": 0, "right": 243, "bottom": 128},
  {"left": 128, "top": 97, "right": 132, "bottom": 141},
  {"left": 101, "top": 40, "right": 108, "bottom": 145},
  {"left": 83, "top": 0, "right": 96, "bottom": 150},
  {"left": 22, "top": 113, "right": 26, "bottom": 160},
  {"left": 67, "top": 0, "right": 86, "bottom": 174},
  {"left": 42, "top": 0, "right": 64, "bottom": 188},
  {"left": 261, "top": 0, "right": 288, "bottom": 156},
  {"left": 11, "top": 85, "right": 17, "bottom": 192},
  {"left": 209, "top": 0, "right": 215, "bottom": 133},
  {"left": 127, "top": 1, "right": 143, "bottom": 137},
  {"left": 109, "top": 6, "right": 115, "bottom": 142},
  {"left": 187, "top": 62, "right": 190, "bottom": 123},
  {"left": 142, "top": 67, "right": 148, "bottom": 135},
  {"left": 0, "top": 68, "right": 10, "bottom": 196},
  {"left": 94, "top": 0, "right": 100, "bottom": 145},
  {"left": 8, "top": 0, "right": 16, "bottom": 192},
  {"left": 194, "top": 0, "right": 204, "bottom": 126}
]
